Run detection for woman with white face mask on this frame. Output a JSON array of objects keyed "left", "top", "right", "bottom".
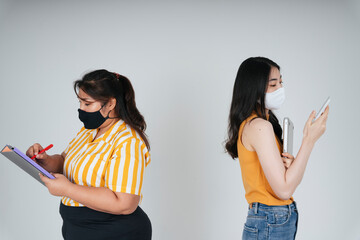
[{"left": 225, "top": 57, "right": 329, "bottom": 239}]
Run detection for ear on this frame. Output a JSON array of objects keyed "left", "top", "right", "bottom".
[{"left": 107, "top": 98, "right": 117, "bottom": 110}]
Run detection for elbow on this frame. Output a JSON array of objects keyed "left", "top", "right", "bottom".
[
  {"left": 118, "top": 205, "right": 137, "bottom": 215},
  {"left": 274, "top": 189, "right": 293, "bottom": 201},
  {"left": 111, "top": 202, "right": 138, "bottom": 215},
  {"left": 278, "top": 193, "right": 292, "bottom": 201},
  {"left": 271, "top": 181, "right": 295, "bottom": 200},
  {"left": 108, "top": 192, "right": 140, "bottom": 215}
]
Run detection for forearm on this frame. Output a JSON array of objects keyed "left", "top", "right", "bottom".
[
  {"left": 65, "top": 184, "right": 138, "bottom": 215},
  {"left": 40, "top": 154, "right": 64, "bottom": 173},
  {"left": 284, "top": 137, "right": 315, "bottom": 196}
]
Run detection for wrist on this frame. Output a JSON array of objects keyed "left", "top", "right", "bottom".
[
  {"left": 302, "top": 136, "right": 315, "bottom": 148},
  {"left": 36, "top": 155, "right": 49, "bottom": 167},
  {"left": 64, "top": 181, "right": 75, "bottom": 198}
]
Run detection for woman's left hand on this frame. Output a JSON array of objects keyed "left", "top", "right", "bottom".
[
  {"left": 281, "top": 152, "right": 295, "bottom": 169},
  {"left": 39, "top": 173, "right": 72, "bottom": 197}
]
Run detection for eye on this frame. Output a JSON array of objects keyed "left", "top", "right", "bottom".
[{"left": 78, "top": 99, "right": 92, "bottom": 106}]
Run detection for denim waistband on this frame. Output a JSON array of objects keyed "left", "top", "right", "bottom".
[{"left": 249, "top": 201, "right": 297, "bottom": 214}]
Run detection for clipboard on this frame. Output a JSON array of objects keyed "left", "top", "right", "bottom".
[{"left": 1, "top": 145, "right": 55, "bottom": 186}]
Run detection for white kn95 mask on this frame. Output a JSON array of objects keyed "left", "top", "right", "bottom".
[{"left": 265, "top": 87, "right": 285, "bottom": 110}]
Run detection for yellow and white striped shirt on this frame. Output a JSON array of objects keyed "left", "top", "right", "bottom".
[{"left": 62, "top": 120, "right": 150, "bottom": 207}]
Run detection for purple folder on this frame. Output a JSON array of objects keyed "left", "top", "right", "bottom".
[{"left": 1, "top": 145, "right": 55, "bottom": 186}]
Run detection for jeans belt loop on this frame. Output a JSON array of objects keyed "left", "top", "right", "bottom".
[
  {"left": 254, "top": 202, "right": 258, "bottom": 214},
  {"left": 288, "top": 202, "right": 292, "bottom": 216}
]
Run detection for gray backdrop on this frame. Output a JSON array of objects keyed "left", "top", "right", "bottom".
[{"left": 0, "top": 0, "right": 359, "bottom": 239}]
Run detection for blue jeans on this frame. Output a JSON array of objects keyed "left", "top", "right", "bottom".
[{"left": 242, "top": 202, "right": 298, "bottom": 240}]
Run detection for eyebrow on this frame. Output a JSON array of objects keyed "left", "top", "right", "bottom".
[
  {"left": 269, "top": 75, "right": 283, "bottom": 82},
  {"left": 77, "top": 96, "right": 94, "bottom": 102}
]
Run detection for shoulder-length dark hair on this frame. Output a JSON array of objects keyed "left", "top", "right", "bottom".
[
  {"left": 225, "top": 57, "right": 283, "bottom": 159},
  {"left": 74, "top": 69, "right": 150, "bottom": 149}
]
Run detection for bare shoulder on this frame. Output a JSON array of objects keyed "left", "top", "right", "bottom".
[
  {"left": 245, "top": 118, "right": 274, "bottom": 141},
  {"left": 246, "top": 118, "right": 273, "bottom": 133},
  {"left": 242, "top": 118, "right": 274, "bottom": 150},
  {"left": 244, "top": 118, "right": 274, "bottom": 150}
]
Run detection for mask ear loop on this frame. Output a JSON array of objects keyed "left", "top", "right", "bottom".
[
  {"left": 102, "top": 103, "right": 120, "bottom": 120},
  {"left": 97, "top": 103, "right": 110, "bottom": 120}
]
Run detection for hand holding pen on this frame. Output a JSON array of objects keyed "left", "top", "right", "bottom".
[
  {"left": 26, "top": 143, "right": 53, "bottom": 164},
  {"left": 31, "top": 144, "right": 53, "bottom": 159}
]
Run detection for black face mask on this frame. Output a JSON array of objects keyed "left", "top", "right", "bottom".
[{"left": 78, "top": 106, "right": 109, "bottom": 129}]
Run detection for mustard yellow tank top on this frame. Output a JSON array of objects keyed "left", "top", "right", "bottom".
[{"left": 237, "top": 113, "right": 293, "bottom": 206}]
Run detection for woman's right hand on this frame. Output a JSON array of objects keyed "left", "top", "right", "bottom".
[
  {"left": 303, "top": 106, "right": 329, "bottom": 144},
  {"left": 26, "top": 143, "right": 50, "bottom": 166}
]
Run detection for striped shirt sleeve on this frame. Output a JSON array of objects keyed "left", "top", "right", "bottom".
[
  {"left": 63, "top": 142, "right": 72, "bottom": 155},
  {"left": 105, "top": 137, "right": 146, "bottom": 196},
  {"left": 63, "top": 127, "right": 86, "bottom": 155}
]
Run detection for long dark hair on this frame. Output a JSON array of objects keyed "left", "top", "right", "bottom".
[
  {"left": 225, "top": 57, "right": 283, "bottom": 159},
  {"left": 74, "top": 69, "right": 150, "bottom": 149}
]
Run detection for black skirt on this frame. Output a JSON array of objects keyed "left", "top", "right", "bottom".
[{"left": 59, "top": 203, "right": 152, "bottom": 240}]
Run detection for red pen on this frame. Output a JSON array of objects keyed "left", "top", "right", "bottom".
[{"left": 31, "top": 144, "right": 53, "bottom": 160}]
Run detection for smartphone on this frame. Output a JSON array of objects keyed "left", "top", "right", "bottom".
[
  {"left": 314, "top": 96, "right": 330, "bottom": 121},
  {"left": 282, "top": 117, "right": 294, "bottom": 155}
]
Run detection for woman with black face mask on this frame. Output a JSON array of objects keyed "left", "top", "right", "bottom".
[{"left": 26, "top": 70, "right": 152, "bottom": 240}]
